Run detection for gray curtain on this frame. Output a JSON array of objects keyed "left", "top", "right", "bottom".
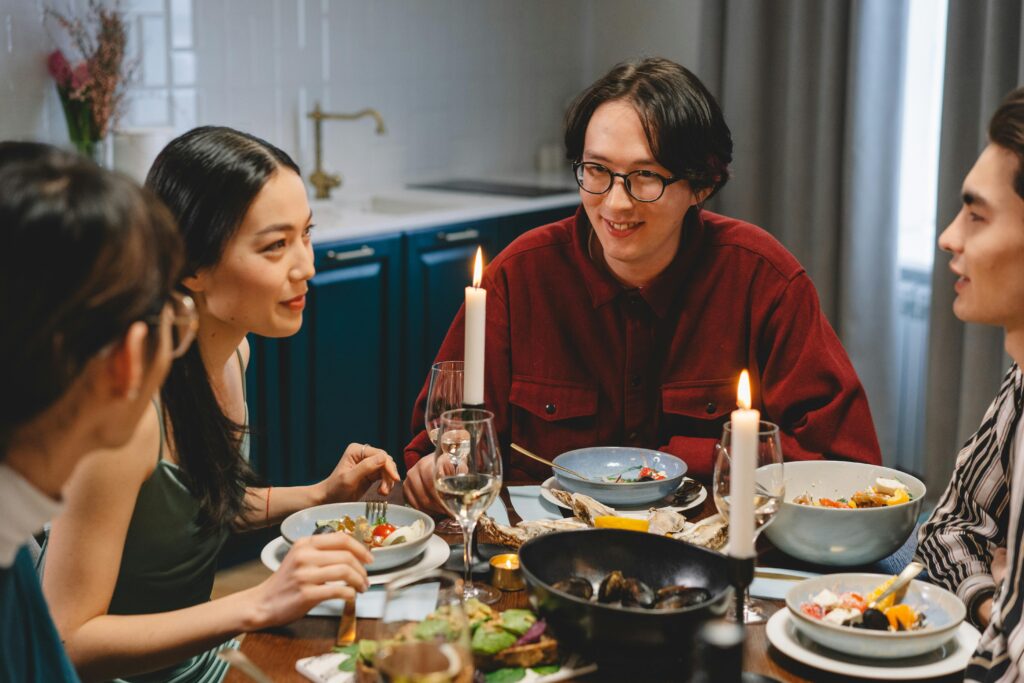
[
  {"left": 922, "top": 0, "right": 1024, "bottom": 496},
  {"left": 699, "top": 0, "right": 908, "bottom": 463}
]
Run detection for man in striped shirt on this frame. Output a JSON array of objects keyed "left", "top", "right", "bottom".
[{"left": 915, "top": 86, "right": 1024, "bottom": 682}]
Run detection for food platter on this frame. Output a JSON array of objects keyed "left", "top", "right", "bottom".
[
  {"left": 260, "top": 534, "right": 448, "bottom": 586},
  {"left": 539, "top": 476, "right": 706, "bottom": 515},
  {"left": 765, "top": 609, "right": 980, "bottom": 680}
]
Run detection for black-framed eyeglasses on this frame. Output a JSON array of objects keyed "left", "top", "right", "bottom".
[
  {"left": 573, "top": 161, "right": 685, "bottom": 203},
  {"left": 144, "top": 291, "right": 198, "bottom": 359}
]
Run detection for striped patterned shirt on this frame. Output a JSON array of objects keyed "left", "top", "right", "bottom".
[{"left": 915, "top": 364, "right": 1024, "bottom": 681}]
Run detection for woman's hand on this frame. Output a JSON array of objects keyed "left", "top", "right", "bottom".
[
  {"left": 404, "top": 453, "right": 448, "bottom": 516},
  {"left": 245, "top": 531, "right": 373, "bottom": 630},
  {"left": 978, "top": 547, "right": 1009, "bottom": 628},
  {"left": 317, "top": 443, "right": 400, "bottom": 503}
]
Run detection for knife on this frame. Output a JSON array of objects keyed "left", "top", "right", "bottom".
[{"left": 336, "top": 598, "right": 357, "bottom": 646}]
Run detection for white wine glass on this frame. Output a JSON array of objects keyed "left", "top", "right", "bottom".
[
  {"left": 712, "top": 420, "right": 784, "bottom": 624},
  {"left": 433, "top": 408, "right": 503, "bottom": 604},
  {"left": 376, "top": 569, "right": 474, "bottom": 683},
  {"left": 425, "top": 361, "right": 465, "bottom": 535}
]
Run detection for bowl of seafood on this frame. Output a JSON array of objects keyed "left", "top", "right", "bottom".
[
  {"left": 280, "top": 502, "right": 434, "bottom": 571},
  {"left": 551, "top": 447, "right": 686, "bottom": 506},
  {"left": 785, "top": 572, "right": 965, "bottom": 659},
  {"left": 518, "top": 529, "right": 730, "bottom": 674},
  {"left": 762, "top": 461, "right": 925, "bottom": 566}
]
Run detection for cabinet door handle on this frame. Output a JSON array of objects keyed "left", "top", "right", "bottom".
[
  {"left": 436, "top": 229, "right": 479, "bottom": 244},
  {"left": 325, "top": 245, "right": 376, "bottom": 263}
]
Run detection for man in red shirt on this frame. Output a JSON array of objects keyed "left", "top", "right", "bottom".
[{"left": 404, "top": 58, "right": 881, "bottom": 513}]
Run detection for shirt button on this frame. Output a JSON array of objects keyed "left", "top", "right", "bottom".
[
  {"left": 628, "top": 431, "right": 638, "bottom": 441},
  {"left": 545, "top": 403, "right": 556, "bottom": 415},
  {"left": 705, "top": 402, "right": 717, "bottom": 414},
  {"left": 630, "top": 374, "right": 642, "bottom": 388}
]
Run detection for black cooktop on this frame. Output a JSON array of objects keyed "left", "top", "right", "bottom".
[{"left": 408, "top": 179, "right": 573, "bottom": 197}]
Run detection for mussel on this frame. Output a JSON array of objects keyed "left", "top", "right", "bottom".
[
  {"left": 552, "top": 576, "right": 594, "bottom": 600},
  {"left": 312, "top": 524, "right": 335, "bottom": 535},
  {"left": 597, "top": 570, "right": 629, "bottom": 603},
  {"left": 620, "top": 578, "right": 656, "bottom": 608},
  {"left": 652, "top": 585, "right": 712, "bottom": 610}
]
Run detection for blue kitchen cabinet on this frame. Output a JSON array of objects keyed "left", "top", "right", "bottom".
[
  {"left": 282, "top": 234, "right": 405, "bottom": 485},
  {"left": 400, "top": 219, "right": 502, "bottom": 447},
  {"left": 244, "top": 335, "right": 286, "bottom": 485}
]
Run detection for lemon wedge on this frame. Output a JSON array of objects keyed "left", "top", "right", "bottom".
[{"left": 593, "top": 516, "right": 650, "bottom": 532}]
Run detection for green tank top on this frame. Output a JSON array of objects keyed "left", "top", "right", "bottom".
[{"left": 107, "top": 351, "right": 249, "bottom": 683}]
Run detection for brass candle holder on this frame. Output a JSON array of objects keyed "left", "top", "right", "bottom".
[{"left": 489, "top": 553, "right": 524, "bottom": 591}]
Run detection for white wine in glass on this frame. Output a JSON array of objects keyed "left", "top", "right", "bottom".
[
  {"left": 712, "top": 420, "right": 784, "bottom": 624},
  {"left": 433, "top": 408, "right": 503, "bottom": 604}
]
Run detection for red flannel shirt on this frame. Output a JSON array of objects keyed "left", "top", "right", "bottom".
[{"left": 404, "top": 207, "right": 881, "bottom": 481}]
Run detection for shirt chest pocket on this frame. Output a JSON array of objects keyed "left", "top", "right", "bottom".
[
  {"left": 508, "top": 377, "right": 599, "bottom": 475},
  {"left": 661, "top": 379, "right": 736, "bottom": 439}
]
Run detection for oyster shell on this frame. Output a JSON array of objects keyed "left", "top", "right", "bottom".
[
  {"left": 478, "top": 515, "right": 588, "bottom": 549},
  {"left": 668, "top": 513, "right": 728, "bottom": 551},
  {"left": 647, "top": 507, "right": 689, "bottom": 536}
]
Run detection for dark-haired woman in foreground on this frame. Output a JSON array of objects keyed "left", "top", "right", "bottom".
[
  {"left": 0, "top": 142, "right": 186, "bottom": 681},
  {"left": 44, "top": 127, "right": 399, "bottom": 683}
]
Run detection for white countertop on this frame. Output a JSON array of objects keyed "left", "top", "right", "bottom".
[{"left": 309, "top": 172, "right": 580, "bottom": 245}]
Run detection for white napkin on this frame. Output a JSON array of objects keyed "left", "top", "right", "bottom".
[
  {"left": 508, "top": 486, "right": 564, "bottom": 522},
  {"left": 749, "top": 567, "right": 819, "bottom": 600}
]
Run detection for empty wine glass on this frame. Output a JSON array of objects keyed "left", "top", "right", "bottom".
[
  {"left": 376, "top": 570, "right": 474, "bottom": 683},
  {"left": 433, "top": 408, "right": 503, "bottom": 604},
  {"left": 712, "top": 420, "right": 784, "bottom": 624},
  {"left": 426, "top": 361, "right": 464, "bottom": 535}
]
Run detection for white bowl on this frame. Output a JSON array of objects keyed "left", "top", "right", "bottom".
[
  {"left": 763, "top": 461, "right": 925, "bottom": 566},
  {"left": 280, "top": 502, "right": 435, "bottom": 571},
  {"left": 785, "top": 573, "right": 965, "bottom": 659}
]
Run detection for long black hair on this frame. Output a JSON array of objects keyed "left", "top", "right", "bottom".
[
  {"left": 564, "top": 57, "right": 733, "bottom": 201},
  {"left": 146, "top": 126, "right": 301, "bottom": 531},
  {"left": 0, "top": 142, "right": 183, "bottom": 456}
]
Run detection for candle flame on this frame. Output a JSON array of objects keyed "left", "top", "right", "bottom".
[
  {"left": 737, "top": 370, "right": 751, "bottom": 410},
  {"left": 472, "top": 247, "right": 484, "bottom": 287}
]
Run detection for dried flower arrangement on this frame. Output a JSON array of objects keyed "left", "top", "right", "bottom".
[{"left": 46, "top": 1, "right": 131, "bottom": 160}]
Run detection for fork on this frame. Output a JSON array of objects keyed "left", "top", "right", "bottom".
[{"left": 365, "top": 499, "right": 388, "bottom": 523}]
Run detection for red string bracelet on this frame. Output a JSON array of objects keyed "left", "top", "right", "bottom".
[{"left": 265, "top": 486, "right": 272, "bottom": 525}]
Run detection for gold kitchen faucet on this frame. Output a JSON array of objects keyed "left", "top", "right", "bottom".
[{"left": 307, "top": 102, "right": 386, "bottom": 200}]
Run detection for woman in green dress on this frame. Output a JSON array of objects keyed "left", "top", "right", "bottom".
[{"left": 43, "top": 127, "right": 400, "bottom": 682}]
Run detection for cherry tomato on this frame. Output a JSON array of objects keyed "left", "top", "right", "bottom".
[{"left": 372, "top": 523, "right": 396, "bottom": 543}]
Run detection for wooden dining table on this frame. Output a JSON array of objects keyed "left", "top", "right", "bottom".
[{"left": 225, "top": 482, "right": 964, "bottom": 683}]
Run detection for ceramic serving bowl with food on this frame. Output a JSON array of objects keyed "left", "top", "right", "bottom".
[
  {"left": 762, "top": 461, "right": 925, "bottom": 566},
  {"left": 280, "top": 502, "right": 434, "bottom": 571},
  {"left": 519, "top": 528, "right": 729, "bottom": 677},
  {"left": 551, "top": 447, "right": 687, "bottom": 506},
  {"left": 785, "top": 573, "right": 965, "bottom": 659}
]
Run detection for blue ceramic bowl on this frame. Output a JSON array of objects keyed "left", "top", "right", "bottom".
[
  {"left": 551, "top": 447, "right": 687, "bottom": 506},
  {"left": 763, "top": 461, "right": 926, "bottom": 566},
  {"left": 280, "top": 502, "right": 434, "bottom": 571},
  {"left": 785, "top": 573, "right": 965, "bottom": 659}
]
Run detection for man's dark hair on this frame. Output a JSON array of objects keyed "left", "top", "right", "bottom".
[
  {"left": 989, "top": 87, "right": 1024, "bottom": 199},
  {"left": 564, "top": 57, "right": 733, "bottom": 201}
]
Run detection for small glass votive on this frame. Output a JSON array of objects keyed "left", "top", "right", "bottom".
[{"left": 489, "top": 553, "right": 524, "bottom": 591}]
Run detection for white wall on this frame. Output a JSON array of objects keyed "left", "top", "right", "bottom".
[
  {"left": 0, "top": 0, "right": 67, "bottom": 142},
  {"left": 0, "top": 0, "right": 706, "bottom": 187}
]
